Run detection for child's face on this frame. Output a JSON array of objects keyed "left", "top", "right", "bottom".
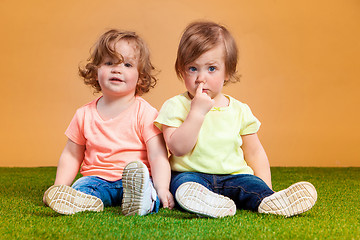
[
  {"left": 97, "top": 39, "right": 139, "bottom": 98},
  {"left": 182, "top": 44, "right": 228, "bottom": 101}
]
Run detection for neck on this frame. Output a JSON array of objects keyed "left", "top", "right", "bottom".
[
  {"left": 213, "top": 94, "right": 229, "bottom": 108},
  {"left": 101, "top": 93, "right": 136, "bottom": 106},
  {"left": 97, "top": 94, "right": 136, "bottom": 120}
]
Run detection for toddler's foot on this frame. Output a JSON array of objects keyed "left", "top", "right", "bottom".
[
  {"left": 258, "top": 181, "right": 317, "bottom": 217},
  {"left": 175, "top": 182, "right": 236, "bottom": 218},
  {"left": 44, "top": 185, "right": 103, "bottom": 215},
  {"left": 121, "top": 161, "right": 157, "bottom": 216}
]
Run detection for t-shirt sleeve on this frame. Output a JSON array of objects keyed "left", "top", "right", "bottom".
[
  {"left": 139, "top": 103, "right": 162, "bottom": 143},
  {"left": 154, "top": 98, "right": 188, "bottom": 131},
  {"left": 239, "top": 104, "right": 261, "bottom": 135},
  {"left": 65, "top": 109, "right": 86, "bottom": 145}
]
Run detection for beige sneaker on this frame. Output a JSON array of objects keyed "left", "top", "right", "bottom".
[
  {"left": 258, "top": 181, "right": 317, "bottom": 217},
  {"left": 175, "top": 182, "right": 236, "bottom": 218},
  {"left": 44, "top": 185, "right": 103, "bottom": 215},
  {"left": 121, "top": 161, "right": 157, "bottom": 216}
]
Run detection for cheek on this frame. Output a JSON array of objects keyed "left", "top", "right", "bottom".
[
  {"left": 135, "top": 71, "right": 140, "bottom": 80},
  {"left": 213, "top": 75, "right": 226, "bottom": 87},
  {"left": 131, "top": 71, "right": 140, "bottom": 84},
  {"left": 184, "top": 78, "right": 196, "bottom": 90},
  {"left": 97, "top": 68, "right": 105, "bottom": 80}
]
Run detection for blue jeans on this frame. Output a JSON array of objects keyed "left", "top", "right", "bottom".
[
  {"left": 170, "top": 171, "right": 275, "bottom": 212},
  {"left": 72, "top": 176, "right": 160, "bottom": 213}
]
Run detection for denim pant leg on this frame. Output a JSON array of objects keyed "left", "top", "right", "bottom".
[
  {"left": 72, "top": 176, "right": 160, "bottom": 213},
  {"left": 219, "top": 174, "right": 275, "bottom": 212},
  {"left": 171, "top": 172, "right": 275, "bottom": 212},
  {"left": 170, "top": 171, "right": 214, "bottom": 210},
  {"left": 72, "top": 176, "right": 123, "bottom": 207},
  {"left": 150, "top": 178, "right": 161, "bottom": 213},
  {"left": 170, "top": 171, "right": 213, "bottom": 195}
]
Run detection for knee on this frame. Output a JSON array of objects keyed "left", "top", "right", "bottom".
[
  {"left": 72, "top": 176, "right": 101, "bottom": 198},
  {"left": 170, "top": 172, "right": 210, "bottom": 196}
]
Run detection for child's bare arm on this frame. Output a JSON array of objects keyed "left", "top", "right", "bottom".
[
  {"left": 163, "top": 83, "right": 214, "bottom": 156},
  {"left": 53, "top": 139, "right": 85, "bottom": 186},
  {"left": 146, "top": 134, "right": 175, "bottom": 209},
  {"left": 43, "top": 139, "right": 84, "bottom": 204},
  {"left": 241, "top": 133, "right": 272, "bottom": 189},
  {"left": 162, "top": 113, "right": 203, "bottom": 156}
]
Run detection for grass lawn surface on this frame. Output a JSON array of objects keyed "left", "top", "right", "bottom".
[{"left": 0, "top": 167, "right": 359, "bottom": 239}]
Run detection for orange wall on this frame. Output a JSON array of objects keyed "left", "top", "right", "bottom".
[{"left": 0, "top": 0, "right": 359, "bottom": 167}]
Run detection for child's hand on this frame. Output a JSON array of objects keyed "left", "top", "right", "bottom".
[
  {"left": 190, "top": 83, "right": 215, "bottom": 116},
  {"left": 157, "top": 188, "right": 175, "bottom": 209}
]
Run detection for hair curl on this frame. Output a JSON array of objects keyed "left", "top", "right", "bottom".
[{"left": 79, "top": 29, "right": 157, "bottom": 95}]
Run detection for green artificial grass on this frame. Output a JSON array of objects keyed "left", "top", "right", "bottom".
[{"left": 0, "top": 167, "right": 359, "bottom": 239}]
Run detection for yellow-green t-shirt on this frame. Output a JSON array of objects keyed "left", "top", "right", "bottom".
[{"left": 155, "top": 92, "right": 261, "bottom": 175}]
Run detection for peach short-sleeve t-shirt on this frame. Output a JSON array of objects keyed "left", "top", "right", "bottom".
[{"left": 65, "top": 96, "right": 161, "bottom": 181}]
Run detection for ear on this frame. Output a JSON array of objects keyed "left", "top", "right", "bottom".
[
  {"left": 223, "top": 72, "right": 230, "bottom": 86},
  {"left": 225, "top": 72, "right": 230, "bottom": 81}
]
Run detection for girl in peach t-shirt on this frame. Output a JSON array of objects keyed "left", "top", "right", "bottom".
[{"left": 43, "top": 29, "right": 174, "bottom": 216}]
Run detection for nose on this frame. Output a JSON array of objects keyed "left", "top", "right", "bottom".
[
  {"left": 111, "top": 64, "right": 122, "bottom": 74},
  {"left": 195, "top": 72, "right": 206, "bottom": 84}
]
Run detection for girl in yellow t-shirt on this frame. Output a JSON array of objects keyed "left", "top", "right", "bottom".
[{"left": 155, "top": 21, "right": 317, "bottom": 218}]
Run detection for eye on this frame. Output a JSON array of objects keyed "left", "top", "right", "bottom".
[
  {"left": 188, "top": 66, "right": 197, "bottom": 72},
  {"left": 208, "top": 66, "right": 216, "bottom": 72},
  {"left": 124, "top": 63, "right": 133, "bottom": 67},
  {"left": 104, "top": 61, "right": 113, "bottom": 66}
]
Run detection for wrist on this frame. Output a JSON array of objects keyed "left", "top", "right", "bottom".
[
  {"left": 188, "top": 108, "right": 207, "bottom": 121},
  {"left": 155, "top": 187, "right": 170, "bottom": 194}
]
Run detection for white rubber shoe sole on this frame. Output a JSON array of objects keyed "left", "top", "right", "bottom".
[
  {"left": 44, "top": 185, "right": 103, "bottom": 215},
  {"left": 121, "top": 161, "right": 157, "bottom": 216},
  {"left": 175, "top": 182, "right": 236, "bottom": 218},
  {"left": 258, "top": 181, "right": 317, "bottom": 217}
]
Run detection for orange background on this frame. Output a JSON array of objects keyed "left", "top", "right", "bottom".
[{"left": 1, "top": 0, "right": 359, "bottom": 167}]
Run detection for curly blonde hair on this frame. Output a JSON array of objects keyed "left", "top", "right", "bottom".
[
  {"left": 79, "top": 29, "right": 157, "bottom": 95},
  {"left": 175, "top": 21, "right": 240, "bottom": 85}
]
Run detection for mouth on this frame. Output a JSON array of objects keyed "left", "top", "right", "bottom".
[
  {"left": 109, "top": 77, "right": 124, "bottom": 82},
  {"left": 202, "top": 89, "right": 210, "bottom": 93}
]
